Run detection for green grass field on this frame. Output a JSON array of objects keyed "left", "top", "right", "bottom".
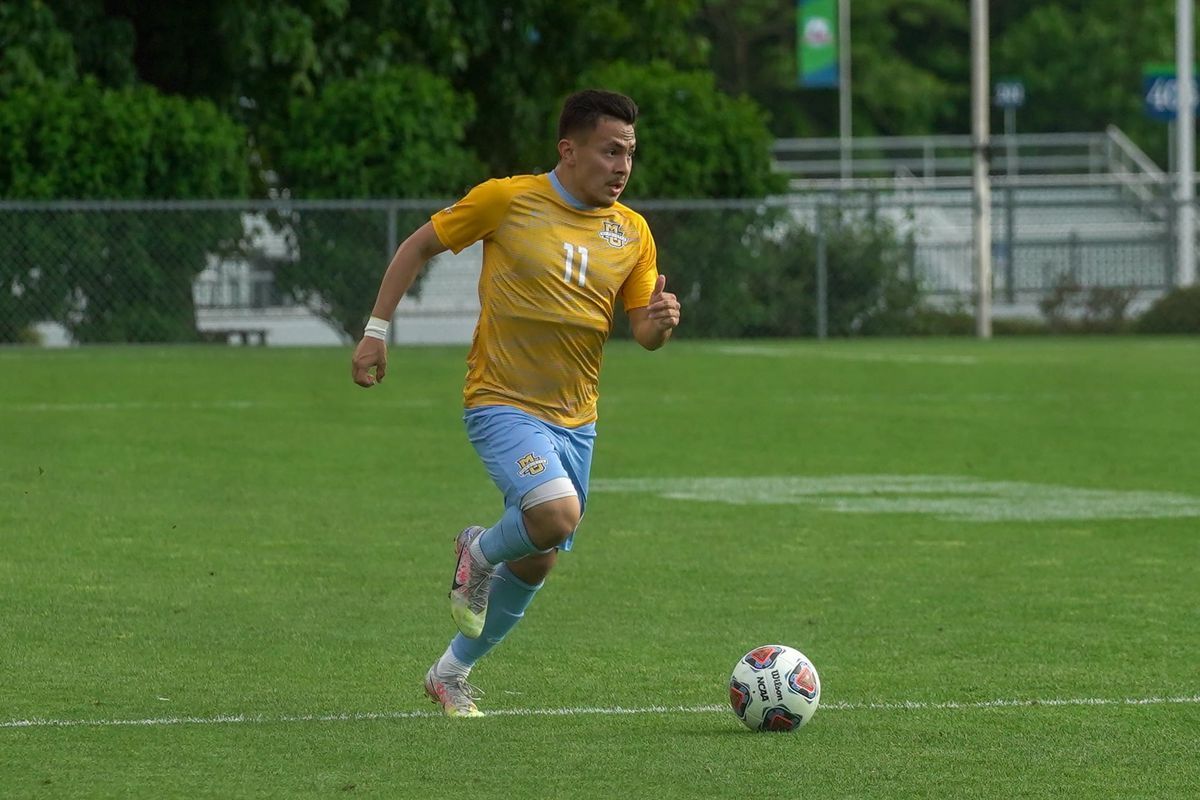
[{"left": 2, "top": 338, "right": 1198, "bottom": 799}]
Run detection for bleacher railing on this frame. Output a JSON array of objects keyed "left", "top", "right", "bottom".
[{"left": 772, "top": 127, "right": 1170, "bottom": 193}]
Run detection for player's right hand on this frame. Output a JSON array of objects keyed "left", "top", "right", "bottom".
[{"left": 351, "top": 337, "right": 387, "bottom": 387}]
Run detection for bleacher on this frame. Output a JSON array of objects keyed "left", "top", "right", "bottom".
[{"left": 772, "top": 128, "right": 1179, "bottom": 296}]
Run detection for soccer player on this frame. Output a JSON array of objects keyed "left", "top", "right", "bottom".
[{"left": 351, "top": 89, "right": 680, "bottom": 716}]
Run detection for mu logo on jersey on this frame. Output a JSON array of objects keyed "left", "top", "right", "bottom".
[
  {"left": 742, "top": 645, "right": 784, "bottom": 671},
  {"left": 787, "top": 660, "right": 818, "bottom": 701},
  {"left": 516, "top": 452, "right": 547, "bottom": 478},
  {"left": 598, "top": 220, "right": 628, "bottom": 248}
]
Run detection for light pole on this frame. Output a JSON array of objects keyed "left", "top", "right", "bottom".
[
  {"left": 838, "top": 0, "right": 851, "bottom": 187},
  {"left": 1177, "top": 0, "right": 1196, "bottom": 287},
  {"left": 971, "top": 0, "right": 992, "bottom": 337}
]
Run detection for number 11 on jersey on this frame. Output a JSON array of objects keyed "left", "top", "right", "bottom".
[{"left": 563, "top": 242, "right": 589, "bottom": 287}]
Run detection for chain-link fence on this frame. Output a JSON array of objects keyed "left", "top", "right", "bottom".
[{"left": 0, "top": 187, "right": 1190, "bottom": 345}]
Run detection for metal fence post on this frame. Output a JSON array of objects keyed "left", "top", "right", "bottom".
[
  {"left": 1069, "top": 232, "right": 1082, "bottom": 282},
  {"left": 1164, "top": 195, "right": 1177, "bottom": 287},
  {"left": 1004, "top": 188, "right": 1016, "bottom": 303},
  {"left": 816, "top": 206, "right": 829, "bottom": 340},
  {"left": 1004, "top": 130, "right": 1018, "bottom": 303},
  {"left": 906, "top": 232, "right": 917, "bottom": 284}
]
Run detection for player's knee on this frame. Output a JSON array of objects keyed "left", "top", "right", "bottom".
[
  {"left": 507, "top": 549, "right": 558, "bottom": 585},
  {"left": 521, "top": 487, "right": 580, "bottom": 549}
]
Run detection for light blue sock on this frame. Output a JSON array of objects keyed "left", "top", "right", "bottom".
[
  {"left": 477, "top": 504, "right": 539, "bottom": 564},
  {"left": 450, "top": 563, "right": 542, "bottom": 666}
]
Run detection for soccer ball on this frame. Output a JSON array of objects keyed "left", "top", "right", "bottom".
[{"left": 728, "top": 644, "right": 821, "bottom": 732}]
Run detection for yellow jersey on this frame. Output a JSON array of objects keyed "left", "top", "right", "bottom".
[{"left": 430, "top": 174, "right": 658, "bottom": 427}]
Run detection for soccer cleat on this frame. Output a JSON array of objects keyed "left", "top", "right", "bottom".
[
  {"left": 449, "top": 525, "right": 494, "bottom": 638},
  {"left": 424, "top": 667, "right": 485, "bottom": 717}
]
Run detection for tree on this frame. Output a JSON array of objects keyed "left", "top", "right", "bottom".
[
  {"left": 850, "top": 0, "right": 970, "bottom": 135},
  {"left": 579, "top": 60, "right": 782, "bottom": 200},
  {"left": 993, "top": 3, "right": 1176, "bottom": 163},
  {"left": 0, "top": 80, "right": 248, "bottom": 342},
  {"left": 0, "top": 0, "right": 77, "bottom": 96},
  {"left": 47, "top": 1, "right": 704, "bottom": 177},
  {"left": 28, "top": 0, "right": 1191, "bottom": 162},
  {"left": 265, "top": 66, "right": 485, "bottom": 340},
  {"left": 444, "top": 0, "right": 707, "bottom": 172},
  {"left": 695, "top": 0, "right": 969, "bottom": 138}
]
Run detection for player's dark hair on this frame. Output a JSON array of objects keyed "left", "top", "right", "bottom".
[{"left": 558, "top": 90, "right": 638, "bottom": 140}]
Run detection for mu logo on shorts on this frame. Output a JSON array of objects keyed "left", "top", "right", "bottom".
[
  {"left": 742, "top": 645, "right": 784, "bottom": 671},
  {"left": 516, "top": 452, "right": 547, "bottom": 478},
  {"left": 598, "top": 220, "right": 628, "bottom": 248}
]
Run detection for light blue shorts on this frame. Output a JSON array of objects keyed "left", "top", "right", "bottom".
[{"left": 464, "top": 405, "right": 596, "bottom": 551}]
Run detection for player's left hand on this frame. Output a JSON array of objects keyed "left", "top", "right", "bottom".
[{"left": 647, "top": 274, "right": 680, "bottom": 331}]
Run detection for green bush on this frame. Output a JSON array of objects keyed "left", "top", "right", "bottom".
[
  {"left": 636, "top": 206, "right": 922, "bottom": 338},
  {"left": 993, "top": 317, "right": 1052, "bottom": 336},
  {"left": 790, "top": 216, "right": 921, "bottom": 337},
  {"left": 0, "top": 80, "right": 248, "bottom": 342},
  {"left": 636, "top": 206, "right": 787, "bottom": 338},
  {"left": 1037, "top": 272, "right": 1138, "bottom": 334},
  {"left": 266, "top": 66, "right": 485, "bottom": 339},
  {"left": 878, "top": 303, "right": 979, "bottom": 335},
  {"left": 1136, "top": 286, "right": 1200, "bottom": 334}
]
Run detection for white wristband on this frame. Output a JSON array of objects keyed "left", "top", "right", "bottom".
[{"left": 364, "top": 315, "right": 389, "bottom": 341}]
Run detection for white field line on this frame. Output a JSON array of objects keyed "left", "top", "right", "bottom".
[
  {"left": 3, "top": 399, "right": 432, "bottom": 412},
  {"left": 3, "top": 695, "right": 1198, "bottom": 730},
  {"left": 713, "top": 345, "right": 982, "bottom": 365}
]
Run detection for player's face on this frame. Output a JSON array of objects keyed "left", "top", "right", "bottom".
[{"left": 565, "top": 117, "right": 636, "bottom": 207}]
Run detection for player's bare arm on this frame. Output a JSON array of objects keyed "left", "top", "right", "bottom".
[
  {"left": 351, "top": 222, "right": 448, "bottom": 388},
  {"left": 628, "top": 274, "right": 681, "bottom": 350}
]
